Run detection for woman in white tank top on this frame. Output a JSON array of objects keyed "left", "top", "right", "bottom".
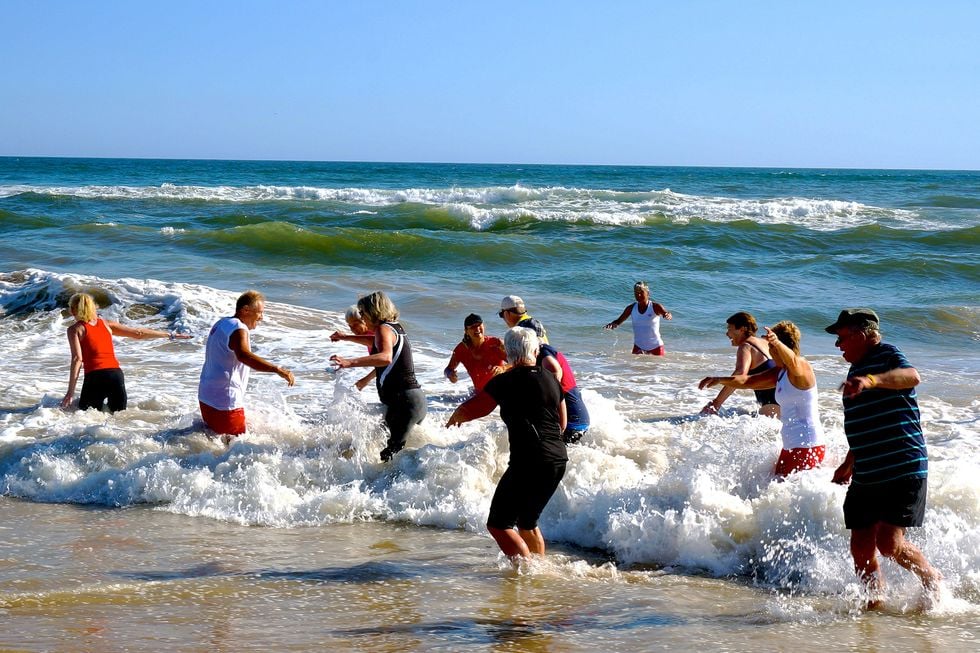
[
  {"left": 699, "top": 320, "right": 825, "bottom": 477},
  {"left": 603, "top": 281, "right": 673, "bottom": 355}
]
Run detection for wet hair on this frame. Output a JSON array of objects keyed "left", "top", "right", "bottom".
[
  {"left": 357, "top": 291, "right": 398, "bottom": 324},
  {"left": 68, "top": 293, "right": 97, "bottom": 323},
  {"left": 726, "top": 311, "right": 758, "bottom": 334},
  {"left": 771, "top": 320, "right": 802, "bottom": 354},
  {"left": 236, "top": 290, "right": 264, "bottom": 312},
  {"left": 504, "top": 326, "right": 539, "bottom": 365},
  {"left": 634, "top": 281, "right": 649, "bottom": 292},
  {"left": 345, "top": 305, "right": 362, "bottom": 322}
]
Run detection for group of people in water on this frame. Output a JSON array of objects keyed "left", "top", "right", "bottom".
[{"left": 59, "top": 284, "right": 940, "bottom": 608}]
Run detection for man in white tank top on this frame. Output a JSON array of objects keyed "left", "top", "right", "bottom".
[{"left": 198, "top": 290, "right": 295, "bottom": 440}]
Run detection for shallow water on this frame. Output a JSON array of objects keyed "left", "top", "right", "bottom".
[
  {"left": 2, "top": 500, "right": 977, "bottom": 652},
  {"left": 1, "top": 158, "right": 978, "bottom": 648}
]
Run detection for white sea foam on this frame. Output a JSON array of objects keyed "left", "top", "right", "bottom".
[
  {"left": 0, "top": 183, "right": 941, "bottom": 231},
  {"left": 0, "top": 269, "right": 977, "bottom": 602}
]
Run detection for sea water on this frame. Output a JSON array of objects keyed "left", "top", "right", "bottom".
[{"left": 0, "top": 158, "right": 978, "bottom": 650}]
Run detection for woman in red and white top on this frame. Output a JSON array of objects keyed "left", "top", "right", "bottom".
[{"left": 61, "top": 292, "right": 190, "bottom": 413}]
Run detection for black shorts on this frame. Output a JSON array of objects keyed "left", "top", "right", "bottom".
[
  {"left": 754, "top": 387, "right": 777, "bottom": 407},
  {"left": 382, "top": 388, "right": 427, "bottom": 452},
  {"left": 78, "top": 367, "right": 127, "bottom": 413},
  {"left": 487, "top": 461, "right": 566, "bottom": 531},
  {"left": 843, "top": 477, "right": 927, "bottom": 530}
]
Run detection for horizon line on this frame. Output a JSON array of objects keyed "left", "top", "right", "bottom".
[{"left": 1, "top": 154, "right": 978, "bottom": 174}]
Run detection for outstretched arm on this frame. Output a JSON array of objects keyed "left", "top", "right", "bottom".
[
  {"left": 229, "top": 329, "right": 294, "bottom": 386},
  {"left": 604, "top": 305, "right": 634, "bottom": 330},
  {"left": 703, "top": 343, "right": 754, "bottom": 414},
  {"left": 106, "top": 321, "right": 191, "bottom": 340},
  {"left": 331, "top": 325, "right": 395, "bottom": 369},
  {"left": 841, "top": 367, "right": 920, "bottom": 399},
  {"left": 699, "top": 366, "right": 779, "bottom": 391},
  {"left": 446, "top": 391, "right": 498, "bottom": 427}
]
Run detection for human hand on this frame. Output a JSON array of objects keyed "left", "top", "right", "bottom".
[
  {"left": 840, "top": 376, "right": 873, "bottom": 399},
  {"left": 700, "top": 401, "right": 719, "bottom": 416},
  {"left": 278, "top": 367, "right": 295, "bottom": 387},
  {"left": 663, "top": 311, "right": 672, "bottom": 321},
  {"left": 60, "top": 392, "right": 73, "bottom": 409},
  {"left": 832, "top": 461, "right": 853, "bottom": 485},
  {"left": 698, "top": 376, "right": 719, "bottom": 390},
  {"left": 444, "top": 368, "right": 458, "bottom": 383},
  {"left": 446, "top": 411, "right": 464, "bottom": 428},
  {"left": 329, "top": 331, "right": 346, "bottom": 342},
  {"left": 329, "top": 354, "right": 349, "bottom": 369},
  {"left": 355, "top": 377, "right": 370, "bottom": 391},
  {"left": 604, "top": 322, "right": 618, "bottom": 330}
]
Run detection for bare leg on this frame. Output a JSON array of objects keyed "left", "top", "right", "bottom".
[
  {"left": 489, "top": 526, "right": 530, "bottom": 558},
  {"left": 875, "top": 524, "right": 942, "bottom": 590},
  {"left": 518, "top": 527, "right": 545, "bottom": 555},
  {"left": 850, "top": 526, "right": 885, "bottom": 609}
]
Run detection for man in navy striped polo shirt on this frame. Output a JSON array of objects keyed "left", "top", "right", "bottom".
[{"left": 827, "top": 308, "right": 941, "bottom": 608}]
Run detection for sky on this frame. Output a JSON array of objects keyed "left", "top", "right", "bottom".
[{"left": 2, "top": 1, "right": 979, "bottom": 169}]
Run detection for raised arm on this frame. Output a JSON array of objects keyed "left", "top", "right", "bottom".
[
  {"left": 765, "top": 327, "right": 815, "bottom": 390},
  {"left": 229, "top": 328, "right": 294, "bottom": 386}
]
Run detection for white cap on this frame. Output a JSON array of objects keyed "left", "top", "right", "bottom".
[{"left": 500, "top": 295, "right": 526, "bottom": 312}]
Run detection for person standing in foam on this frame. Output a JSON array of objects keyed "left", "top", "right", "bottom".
[
  {"left": 699, "top": 321, "right": 825, "bottom": 477},
  {"left": 500, "top": 295, "right": 589, "bottom": 443},
  {"left": 330, "top": 291, "right": 427, "bottom": 462},
  {"left": 604, "top": 281, "right": 672, "bottom": 355},
  {"left": 198, "top": 290, "right": 295, "bottom": 440}
]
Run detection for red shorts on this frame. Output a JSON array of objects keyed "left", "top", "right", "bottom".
[
  {"left": 200, "top": 402, "right": 246, "bottom": 436},
  {"left": 633, "top": 345, "right": 666, "bottom": 356},
  {"left": 774, "top": 446, "right": 825, "bottom": 477}
]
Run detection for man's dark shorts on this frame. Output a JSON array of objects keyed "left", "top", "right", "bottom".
[{"left": 843, "top": 477, "right": 927, "bottom": 530}]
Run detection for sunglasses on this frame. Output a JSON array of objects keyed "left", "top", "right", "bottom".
[{"left": 498, "top": 309, "right": 518, "bottom": 318}]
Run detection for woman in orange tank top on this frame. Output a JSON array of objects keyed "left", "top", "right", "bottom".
[{"left": 61, "top": 292, "right": 190, "bottom": 413}]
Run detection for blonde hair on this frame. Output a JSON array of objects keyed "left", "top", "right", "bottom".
[
  {"left": 68, "top": 293, "right": 98, "bottom": 322},
  {"left": 236, "top": 290, "right": 264, "bottom": 312},
  {"left": 772, "top": 320, "right": 802, "bottom": 354},
  {"left": 357, "top": 291, "right": 399, "bottom": 324}
]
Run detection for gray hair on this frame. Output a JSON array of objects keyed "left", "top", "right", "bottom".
[
  {"left": 504, "top": 326, "right": 539, "bottom": 365},
  {"left": 634, "top": 281, "right": 649, "bottom": 291},
  {"left": 858, "top": 322, "right": 881, "bottom": 341},
  {"left": 344, "top": 305, "right": 362, "bottom": 321}
]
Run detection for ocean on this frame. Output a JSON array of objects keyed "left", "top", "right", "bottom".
[{"left": 1, "top": 157, "right": 978, "bottom": 650}]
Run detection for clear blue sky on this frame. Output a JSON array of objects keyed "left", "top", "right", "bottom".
[{"left": 2, "top": 1, "right": 978, "bottom": 169}]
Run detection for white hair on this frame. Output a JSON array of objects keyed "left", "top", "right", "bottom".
[
  {"left": 504, "top": 326, "right": 539, "bottom": 365},
  {"left": 345, "top": 305, "right": 361, "bottom": 321}
]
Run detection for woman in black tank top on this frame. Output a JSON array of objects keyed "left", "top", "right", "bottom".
[
  {"left": 700, "top": 311, "right": 781, "bottom": 418},
  {"left": 330, "top": 292, "right": 427, "bottom": 462}
]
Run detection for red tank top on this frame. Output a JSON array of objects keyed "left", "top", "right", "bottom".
[{"left": 80, "top": 318, "right": 120, "bottom": 373}]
